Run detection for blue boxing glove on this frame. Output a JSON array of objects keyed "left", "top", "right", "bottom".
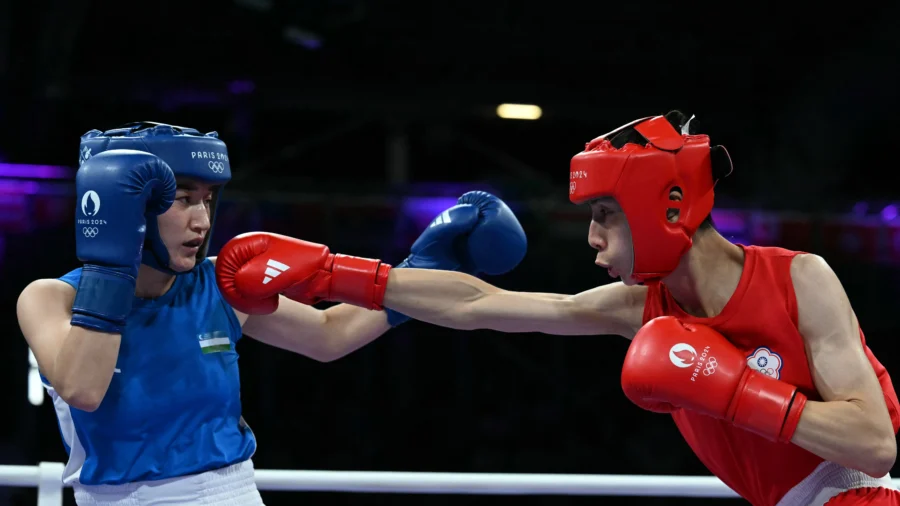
[
  {"left": 386, "top": 191, "right": 527, "bottom": 325},
  {"left": 72, "top": 150, "right": 176, "bottom": 334},
  {"left": 455, "top": 191, "right": 528, "bottom": 275}
]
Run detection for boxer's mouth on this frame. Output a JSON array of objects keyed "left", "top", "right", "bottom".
[{"left": 183, "top": 238, "right": 204, "bottom": 248}]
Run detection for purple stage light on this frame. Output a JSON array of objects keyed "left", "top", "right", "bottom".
[
  {"left": 710, "top": 209, "right": 746, "bottom": 233},
  {"left": 228, "top": 80, "right": 256, "bottom": 95},
  {"left": 0, "top": 164, "right": 73, "bottom": 179},
  {"left": 0, "top": 179, "right": 72, "bottom": 196},
  {"left": 0, "top": 180, "right": 41, "bottom": 195},
  {"left": 299, "top": 39, "right": 322, "bottom": 50},
  {"left": 402, "top": 197, "right": 461, "bottom": 227},
  {"left": 852, "top": 202, "right": 868, "bottom": 216},
  {"left": 881, "top": 205, "right": 898, "bottom": 222}
]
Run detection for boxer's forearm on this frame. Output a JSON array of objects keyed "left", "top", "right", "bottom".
[
  {"left": 384, "top": 268, "right": 514, "bottom": 330},
  {"left": 53, "top": 326, "right": 120, "bottom": 412},
  {"left": 383, "top": 269, "right": 602, "bottom": 335},
  {"left": 319, "top": 303, "right": 392, "bottom": 361},
  {"left": 790, "top": 399, "right": 897, "bottom": 477},
  {"left": 241, "top": 296, "right": 391, "bottom": 362}
]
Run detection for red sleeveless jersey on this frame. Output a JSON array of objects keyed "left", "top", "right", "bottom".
[{"left": 642, "top": 245, "right": 900, "bottom": 506}]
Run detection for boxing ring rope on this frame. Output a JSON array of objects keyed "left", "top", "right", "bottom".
[{"left": 3, "top": 463, "right": 899, "bottom": 505}]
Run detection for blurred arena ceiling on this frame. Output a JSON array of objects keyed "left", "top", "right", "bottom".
[
  {"left": 1, "top": 0, "right": 900, "bottom": 206},
  {"left": 5, "top": 0, "right": 899, "bottom": 117}
]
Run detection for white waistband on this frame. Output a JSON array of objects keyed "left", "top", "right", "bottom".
[
  {"left": 776, "top": 460, "right": 897, "bottom": 506},
  {"left": 73, "top": 460, "right": 264, "bottom": 506}
]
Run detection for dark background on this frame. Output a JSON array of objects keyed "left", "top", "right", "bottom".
[{"left": 1, "top": 1, "right": 900, "bottom": 504}]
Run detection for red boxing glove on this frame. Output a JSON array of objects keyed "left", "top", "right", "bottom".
[
  {"left": 621, "top": 316, "right": 807, "bottom": 443},
  {"left": 215, "top": 232, "right": 392, "bottom": 315}
]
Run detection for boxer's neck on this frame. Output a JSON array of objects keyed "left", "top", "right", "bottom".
[
  {"left": 661, "top": 229, "right": 745, "bottom": 318},
  {"left": 134, "top": 264, "right": 177, "bottom": 299}
]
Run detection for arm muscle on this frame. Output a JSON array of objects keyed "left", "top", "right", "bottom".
[
  {"left": 789, "top": 254, "right": 897, "bottom": 476},
  {"left": 383, "top": 268, "right": 646, "bottom": 338},
  {"left": 17, "top": 279, "right": 120, "bottom": 411}
]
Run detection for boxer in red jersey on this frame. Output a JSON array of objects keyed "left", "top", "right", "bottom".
[{"left": 225, "top": 111, "right": 900, "bottom": 505}]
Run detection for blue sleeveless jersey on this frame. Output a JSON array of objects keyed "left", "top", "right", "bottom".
[{"left": 44, "top": 259, "right": 256, "bottom": 486}]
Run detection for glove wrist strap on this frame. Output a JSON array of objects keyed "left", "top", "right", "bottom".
[
  {"left": 372, "top": 263, "right": 392, "bottom": 309},
  {"left": 779, "top": 391, "right": 807, "bottom": 442},
  {"left": 731, "top": 369, "right": 804, "bottom": 443},
  {"left": 328, "top": 255, "right": 392, "bottom": 310},
  {"left": 71, "top": 265, "right": 136, "bottom": 334}
]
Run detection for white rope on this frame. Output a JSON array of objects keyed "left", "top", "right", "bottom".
[
  {"left": 252, "top": 470, "right": 742, "bottom": 497},
  {"left": 1, "top": 463, "right": 898, "bottom": 499},
  {"left": 0, "top": 464, "right": 46, "bottom": 487}
]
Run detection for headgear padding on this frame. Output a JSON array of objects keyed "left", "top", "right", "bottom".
[
  {"left": 569, "top": 113, "right": 732, "bottom": 281},
  {"left": 79, "top": 122, "right": 232, "bottom": 274}
]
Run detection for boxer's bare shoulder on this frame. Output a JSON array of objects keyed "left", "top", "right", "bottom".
[
  {"left": 17, "top": 279, "right": 76, "bottom": 341},
  {"left": 790, "top": 253, "right": 854, "bottom": 344},
  {"left": 18, "top": 278, "right": 75, "bottom": 313},
  {"left": 790, "top": 253, "right": 881, "bottom": 393}
]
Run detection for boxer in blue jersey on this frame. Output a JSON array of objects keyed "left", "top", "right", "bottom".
[{"left": 16, "top": 122, "right": 527, "bottom": 505}]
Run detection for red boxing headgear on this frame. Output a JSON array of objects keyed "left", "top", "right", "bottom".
[{"left": 569, "top": 114, "right": 732, "bottom": 281}]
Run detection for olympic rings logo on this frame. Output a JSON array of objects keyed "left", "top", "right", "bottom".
[
  {"left": 702, "top": 357, "right": 718, "bottom": 376},
  {"left": 208, "top": 161, "right": 225, "bottom": 173},
  {"left": 82, "top": 227, "right": 99, "bottom": 238}
]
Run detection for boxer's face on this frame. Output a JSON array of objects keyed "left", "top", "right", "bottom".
[
  {"left": 587, "top": 197, "right": 637, "bottom": 285},
  {"left": 157, "top": 178, "right": 215, "bottom": 272}
]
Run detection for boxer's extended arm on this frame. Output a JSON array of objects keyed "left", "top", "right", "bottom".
[
  {"left": 17, "top": 280, "right": 120, "bottom": 412},
  {"left": 209, "top": 256, "right": 391, "bottom": 362},
  {"left": 789, "top": 254, "right": 897, "bottom": 477},
  {"left": 241, "top": 300, "right": 390, "bottom": 362},
  {"left": 383, "top": 268, "right": 646, "bottom": 338}
]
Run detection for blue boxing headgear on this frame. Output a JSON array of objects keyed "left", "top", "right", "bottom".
[{"left": 78, "top": 122, "right": 231, "bottom": 274}]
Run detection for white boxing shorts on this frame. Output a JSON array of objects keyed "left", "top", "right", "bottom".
[
  {"left": 72, "top": 459, "right": 264, "bottom": 506},
  {"left": 777, "top": 460, "right": 897, "bottom": 506}
]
